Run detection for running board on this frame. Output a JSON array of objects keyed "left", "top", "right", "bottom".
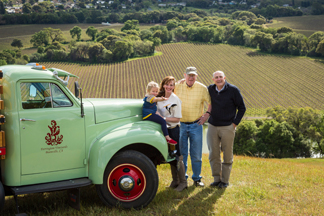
[{"left": 10, "top": 178, "right": 92, "bottom": 195}]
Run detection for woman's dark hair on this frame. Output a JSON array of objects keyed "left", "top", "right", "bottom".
[{"left": 157, "top": 76, "right": 176, "bottom": 97}]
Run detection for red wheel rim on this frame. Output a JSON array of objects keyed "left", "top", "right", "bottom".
[{"left": 107, "top": 163, "right": 146, "bottom": 202}]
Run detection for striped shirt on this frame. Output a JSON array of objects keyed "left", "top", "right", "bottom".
[{"left": 175, "top": 81, "right": 211, "bottom": 122}]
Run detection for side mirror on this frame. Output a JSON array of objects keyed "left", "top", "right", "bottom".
[
  {"left": 29, "top": 85, "right": 37, "bottom": 97},
  {"left": 74, "top": 81, "right": 79, "bottom": 98}
]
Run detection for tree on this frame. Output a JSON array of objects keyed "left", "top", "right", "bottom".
[
  {"left": 254, "top": 17, "right": 266, "bottom": 25},
  {"left": 86, "top": 26, "right": 98, "bottom": 41},
  {"left": 218, "top": 18, "right": 231, "bottom": 26},
  {"left": 0, "top": 51, "right": 15, "bottom": 64},
  {"left": 166, "top": 19, "right": 178, "bottom": 31},
  {"left": 173, "top": 26, "right": 186, "bottom": 42},
  {"left": 310, "top": 115, "right": 324, "bottom": 156},
  {"left": 70, "top": 26, "right": 82, "bottom": 41},
  {"left": 140, "top": 29, "right": 153, "bottom": 41},
  {"left": 197, "top": 26, "right": 215, "bottom": 43},
  {"left": 234, "top": 121, "right": 258, "bottom": 156},
  {"left": 142, "top": 0, "right": 151, "bottom": 8},
  {"left": 45, "top": 41, "right": 66, "bottom": 52},
  {"left": 78, "top": 2, "right": 86, "bottom": 8},
  {"left": 315, "top": 39, "right": 324, "bottom": 56},
  {"left": 88, "top": 43, "right": 106, "bottom": 62},
  {"left": 151, "top": 37, "right": 161, "bottom": 51},
  {"left": 32, "top": 4, "right": 43, "bottom": 12},
  {"left": 255, "top": 120, "right": 311, "bottom": 158},
  {"left": 57, "top": 4, "right": 64, "bottom": 10},
  {"left": 30, "top": 30, "right": 50, "bottom": 47},
  {"left": 311, "top": 2, "right": 324, "bottom": 15},
  {"left": 74, "top": 11, "right": 86, "bottom": 23},
  {"left": 37, "top": 46, "right": 45, "bottom": 54},
  {"left": 251, "top": 31, "right": 274, "bottom": 52},
  {"left": 22, "top": 54, "right": 30, "bottom": 62},
  {"left": 233, "top": 11, "right": 257, "bottom": 20},
  {"left": 0, "top": 59, "right": 7, "bottom": 66},
  {"left": 44, "top": 28, "right": 65, "bottom": 43},
  {"left": 267, "top": 106, "right": 323, "bottom": 156},
  {"left": 101, "top": 35, "right": 121, "bottom": 51},
  {"left": 60, "top": 13, "right": 78, "bottom": 24},
  {"left": 69, "top": 42, "right": 91, "bottom": 61},
  {"left": 308, "top": 31, "right": 324, "bottom": 50},
  {"left": 277, "top": 26, "right": 293, "bottom": 34},
  {"left": 121, "top": 19, "right": 140, "bottom": 32},
  {"left": 22, "top": 3, "right": 32, "bottom": 13},
  {"left": 11, "top": 39, "right": 23, "bottom": 49},
  {"left": 0, "top": 0, "right": 6, "bottom": 14},
  {"left": 112, "top": 40, "right": 133, "bottom": 61}
]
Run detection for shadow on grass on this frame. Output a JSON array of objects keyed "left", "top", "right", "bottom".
[
  {"left": 152, "top": 183, "right": 225, "bottom": 215},
  {"left": 171, "top": 186, "right": 225, "bottom": 215},
  {"left": 2, "top": 185, "right": 100, "bottom": 215}
]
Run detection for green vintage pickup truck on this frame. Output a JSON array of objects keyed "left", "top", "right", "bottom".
[{"left": 0, "top": 64, "right": 174, "bottom": 213}]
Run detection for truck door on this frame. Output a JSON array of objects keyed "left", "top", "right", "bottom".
[{"left": 18, "top": 82, "right": 86, "bottom": 175}]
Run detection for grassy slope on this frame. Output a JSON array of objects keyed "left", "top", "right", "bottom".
[
  {"left": 2, "top": 154, "right": 324, "bottom": 215},
  {"left": 265, "top": 15, "right": 324, "bottom": 37}
]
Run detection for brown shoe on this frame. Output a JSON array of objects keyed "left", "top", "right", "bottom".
[
  {"left": 174, "top": 156, "right": 187, "bottom": 192},
  {"left": 169, "top": 164, "right": 179, "bottom": 188}
]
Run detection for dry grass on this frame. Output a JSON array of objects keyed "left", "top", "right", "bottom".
[{"left": 2, "top": 154, "right": 324, "bottom": 215}]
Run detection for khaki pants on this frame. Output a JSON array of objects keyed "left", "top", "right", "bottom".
[{"left": 207, "top": 124, "right": 235, "bottom": 184}]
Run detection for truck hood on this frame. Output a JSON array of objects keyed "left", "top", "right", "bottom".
[{"left": 85, "top": 98, "right": 143, "bottom": 124}]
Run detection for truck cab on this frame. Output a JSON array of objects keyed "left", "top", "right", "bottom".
[{"left": 0, "top": 64, "right": 173, "bottom": 212}]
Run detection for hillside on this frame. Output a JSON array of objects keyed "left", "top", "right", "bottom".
[
  {"left": 266, "top": 15, "right": 324, "bottom": 37},
  {"left": 42, "top": 43, "right": 324, "bottom": 115}
]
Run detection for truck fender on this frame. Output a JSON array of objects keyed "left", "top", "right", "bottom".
[{"left": 88, "top": 127, "right": 168, "bottom": 184}]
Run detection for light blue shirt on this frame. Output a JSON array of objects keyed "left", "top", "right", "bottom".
[{"left": 215, "top": 85, "right": 225, "bottom": 93}]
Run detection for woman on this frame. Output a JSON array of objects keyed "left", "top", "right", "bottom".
[{"left": 157, "top": 76, "right": 187, "bottom": 192}]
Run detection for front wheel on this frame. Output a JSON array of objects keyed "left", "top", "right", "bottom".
[{"left": 96, "top": 150, "right": 159, "bottom": 209}]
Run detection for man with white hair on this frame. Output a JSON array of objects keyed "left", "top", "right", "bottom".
[{"left": 207, "top": 70, "right": 246, "bottom": 189}]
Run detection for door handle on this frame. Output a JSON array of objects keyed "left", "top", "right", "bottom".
[{"left": 20, "top": 118, "right": 36, "bottom": 122}]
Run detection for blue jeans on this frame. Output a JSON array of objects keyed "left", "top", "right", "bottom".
[
  {"left": 144, "top": 113, "right": 169, "bottom": 137},
  {"left": 179, "top": 122, "right": 203, "bottom": 181}
]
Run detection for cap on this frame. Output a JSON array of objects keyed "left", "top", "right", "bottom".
[{"left": 185, "top": 66, "right": 198, "bottom": 75}]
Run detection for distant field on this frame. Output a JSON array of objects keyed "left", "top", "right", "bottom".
[
  {"left": 41, "top": 43, "right": 324, "bottom": 115},
  {"left": 266, "top": 15, "right": 324, "bottom": 37},
  {"left": 0, "top": 23, "right": 155, "bottom": 51}
]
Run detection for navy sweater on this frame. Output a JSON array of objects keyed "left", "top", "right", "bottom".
[{"left": 208, "top": 81, "right": 246, "bottom": 126}]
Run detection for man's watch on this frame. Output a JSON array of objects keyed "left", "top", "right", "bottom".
[
  {"left": 163, "top": 117, "right": 166, "bottom": 120},
  {"left": 206, "top": 111, "right": 211, "bottom": 115}
]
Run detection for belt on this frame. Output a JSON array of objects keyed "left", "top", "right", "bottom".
[
  {"left": 181, "top": 119, "right": 199, "bottom": 124},
  {"left": 168, "top": 125, "right": 180, "bottom": 129}
]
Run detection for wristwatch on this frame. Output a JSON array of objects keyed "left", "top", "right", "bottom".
[
  {"left": 163, "top": 117, "right": 166, "bottom": 120},
  {"left": 206, "top": 111, "right": 211, "bottom": 115}
]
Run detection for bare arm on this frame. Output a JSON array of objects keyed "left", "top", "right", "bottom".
[
  {"left": 165, "top": 117, "right": 180, "bottom": 123},
  {"left": 198, "top": 104, "right": 212, "bottom": 125},
  {"left": 152, "top": 96, "right": 168, "bottom": 103},
  {"left": 176, "top": 79, "right": 185, "bottom": 84}
]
